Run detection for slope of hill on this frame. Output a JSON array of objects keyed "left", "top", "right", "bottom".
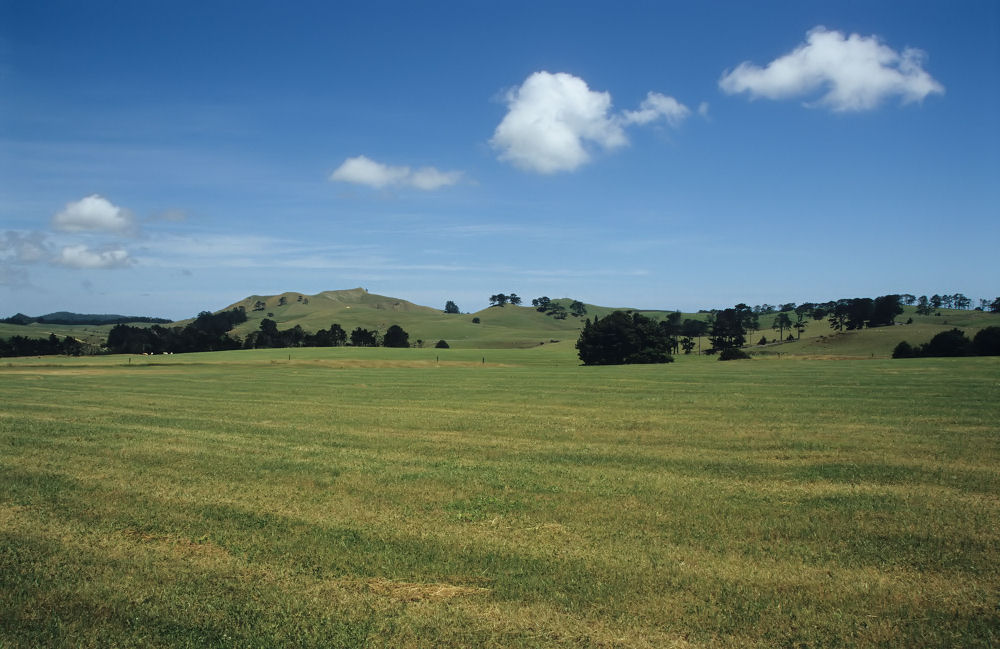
[{"left": 219, "top": 288, "right": 585, "bottom": 348}]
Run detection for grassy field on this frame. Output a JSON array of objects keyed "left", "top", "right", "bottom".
[{"left": 1, "top": 347, "right": 998, "bottom": 648}]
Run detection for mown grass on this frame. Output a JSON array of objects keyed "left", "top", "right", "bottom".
[{"left": 1, "top": 349, "right": 998, "bottom": 648}]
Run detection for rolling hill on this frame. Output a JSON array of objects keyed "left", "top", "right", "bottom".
[{"left": 4, "top": 287, "right": 997, "bottom": 356}]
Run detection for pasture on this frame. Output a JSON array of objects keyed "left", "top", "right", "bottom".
[{"left": 1, "top": 347, "right": 998, "bottom": 647}]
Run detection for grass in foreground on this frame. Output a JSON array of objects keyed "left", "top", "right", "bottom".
[{"left": 1, "top": 349, "right": 998, "bottom": 648}]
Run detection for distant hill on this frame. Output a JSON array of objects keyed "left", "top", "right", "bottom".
[
  {"left": 1, "top": 311, "right": 171, "bottom": 326},
  {"left": 214, "top": 287, "right": 581, "bottom": 349},
  {"left": 6, "top": 289, "right": 994, "bottom": 356}
]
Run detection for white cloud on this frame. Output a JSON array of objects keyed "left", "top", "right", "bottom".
[
  {"left": 2, "top": 231, "right": 50, "bottom": 264},
  {"left": 491, "top": 71, "right": 689, "bottom": 174},
  {"left": 622, "top": 92, "right": 691, "bottom": 127},
  {"left": 55, "top": 245, "right": 132, "bottom": 269},
  {"left": 409, "top": 167, "right": 463, "bottom": 190},
  {"left": 53, "top": 194, "right": 135, "bottom": 233},
  {"left": 719, "top": 27, "right": 944, "bottom": 112},
  {"left": 330, "top": 155, "right": 462, "bottom": 190},
  {"left": 491, "top": 72, "right": 626, "bottom": 174}
]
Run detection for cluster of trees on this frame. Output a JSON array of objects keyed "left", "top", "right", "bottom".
[
  {"left": 106, "top": 308, "right": 249, "bottom": 354},
  {"left": 907, "top": 293, "right": 979, "bottom": 313},
  {"left": 576, "top": 312, "right": 675, "bottom": 365},
  {"left": 531, "top": 297, "right": 587, "bottom": 319},
  {"left": 893, "top": 327, "right": 1000, "bottom": 358},
  {"left": 488, "top": 293, "right": 522, "bottom": 307},
  {"left": 244, "top": 321, "right": 412, "bottom": 349},
  {"left": 106, "top": 311, "right": 421, "bottom": 354},
  {"left": 823, "top": 295, "right": 904, "bottom": 331},
  {"left": 0, "top": 333, "right": 84, "bottom": 358}
]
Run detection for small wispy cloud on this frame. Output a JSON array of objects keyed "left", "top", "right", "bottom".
[
  {"left": 330, "top": 155, "right": 463, "bottom": 190},
  {"left": 54, "top": 244, "right": 133, "bottom": 269},
  {"left": 719, "top": 27, "right": 944, "bottom": 111}
]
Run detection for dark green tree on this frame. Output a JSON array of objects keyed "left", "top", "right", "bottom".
[
  {"left": 435, "top": 339, "right": 449, "bottom": 348},
  {"left": 772, "top": 312, "right": 792, "bottom": 340},
  {"left": 444, "top": 301, "right": 460, "bottom": 314},
  {"left": 870, "top": 295, "right": 903, "bottom": 327},
  {"left": 576, "top": 311, "right": 674, "bottom": 366},
  {"left": 892, "top": 340, "right": 917, "bottom": 358},
  {"left": 382, "top": 324, "right": 410, "bottom": 348},
  {"left": 532, "top": 297, "right": 551, "bottom": 312},
  {"left": 916, "top": 295, "right": 932, "bottom": 315},
  {"left": 709, "top": 308, "right": 746, "bottom": 352},
  {"left": 922, "top": 328, "right": 971, "bottom": 357},
  {"left": 570, "top": 300, "right": 587, "bottom": 317},
  {"left": 350, "top": 327, "right": 378, "bottom": 347},
  {"left": 972, "top": 326, "right": 1000, "bottom": 356}
]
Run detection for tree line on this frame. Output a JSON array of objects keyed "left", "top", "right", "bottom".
[
  {"left": 893, "top": 327, "right": 1000, "bottom": 359},
  {"left": 574, "top": 292, "right": 1000, "bottom": 365},
  {"left": 0, "top": 333, "right": 85, "bottom": 358},
  {"left": 104, "top": 310, "right": 420, "bottom": 354}
]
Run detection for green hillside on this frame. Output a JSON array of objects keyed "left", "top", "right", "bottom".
[
  {"left": 211, "top": 290, "right": 1000, "bottom": 355},
  {"left": 216, "top": 288, "right": 584, "bottom": 349},
  {"left": 4, "top": 288, "right": 996, "bottom": 356},
  {"left": 0, "top": 321, "right": 123, "bottom": 346}
]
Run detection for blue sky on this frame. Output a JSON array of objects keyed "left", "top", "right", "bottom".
[{"left": 1, "top": 0, "right": 997, "bottom": 319}]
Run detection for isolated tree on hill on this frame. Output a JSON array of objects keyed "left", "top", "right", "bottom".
[
  {"left": 772, "top": 312, "right": 792, "bottom": 341},
  {"left": 576, "top": 311, "right": 674, "bottom": 365},
  {"left": 532, "top": 296, "right": 551, "bottom": 311},
  {"left": 793, "top": 319, "right": 806, "bottom": 339},
  {"left": 508, "top": 293, "right": 522, "bottom": 306},
  {"left": 916, "top": 295, "right": 932, "bottom": 315},
  {"left": 828, "top": 301, "right": 849, "bottom": 331},
  {"left": 382, "top": 324, "right": 410, "bottom": 348},
  {"left": 444, "top": 300, "right": 460, "bottom": 314},
  {"left": 489, "top": 294, "right": 509, "bottom": 307}
]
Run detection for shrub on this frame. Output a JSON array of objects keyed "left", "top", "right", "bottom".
[
  {"left": 892, "top": 341, "right": 916, "bottom": 358},
  {"left": 973, "top": 326, "right": 1000, "bottom": 356},
  {"left": 719, "top": 347, "right": 751, "bottom": 361},
  {"left": 922, "top": 328, "right": 971, "bottom": 357},
  {"left": 434, "top": 339, "right": 449, "bottom": 349},
  {"left": 472, "top": 317, "right": 480, "bottom": 324},
  {"left": 757, "top": 336, "right": 767, "bottom": 345}
]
